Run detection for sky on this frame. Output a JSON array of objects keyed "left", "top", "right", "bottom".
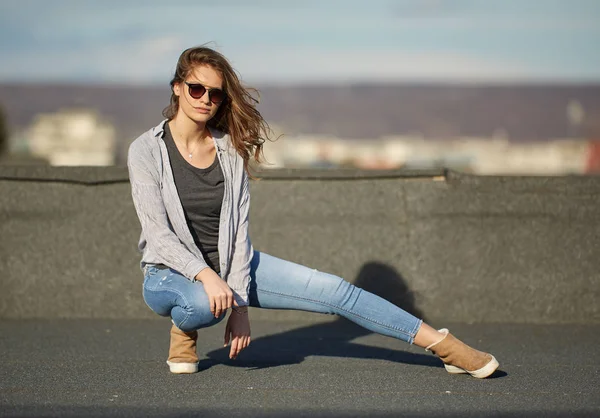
[{"left": 0, "top": 0, "right": 599, "bottom": 85}]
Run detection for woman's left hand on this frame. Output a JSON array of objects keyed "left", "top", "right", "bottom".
[{"left": 224, "top": 306, "right": 251, "bottom": 360}]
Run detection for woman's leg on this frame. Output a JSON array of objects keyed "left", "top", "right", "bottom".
[
  {"left": 142, "top": 256, "right": 440, "bottom": 347},
  {"left": 248, "top": 251, "right": 425, "bottom": 344},
  {"left": 142, "top": 264, "right": 226, "bottom": 374},
  {"left": 248, "top": 251, "right": 499, "bottom": 378}
]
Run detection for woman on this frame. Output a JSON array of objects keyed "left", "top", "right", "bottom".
[{"left": 127, "top": 46, "right": 499, "bottom": 378}]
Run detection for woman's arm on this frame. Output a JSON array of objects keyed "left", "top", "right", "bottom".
[
  {"left": 223, "top": 168, "right": 253, "bottom": 359},
  {"left": 226, "top": 169, "right": 253, "bottom": 306}
]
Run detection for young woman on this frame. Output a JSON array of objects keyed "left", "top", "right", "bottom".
[{"left": 127, "top": 46, "right": 499, "bottom": 378}]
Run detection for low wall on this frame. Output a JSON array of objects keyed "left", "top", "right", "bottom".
[{"left": 1, "top": 165, "right": 598, "bottom": 324}]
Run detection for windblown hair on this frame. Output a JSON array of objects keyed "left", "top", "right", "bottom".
[{"left": 163, "top": 45, "right": 271, "bottom": 174}]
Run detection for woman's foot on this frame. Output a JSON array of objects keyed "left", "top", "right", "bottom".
[
  {"left": 167, "top": 324, "right": 199, "bottom": 374},
  {"left": 425, "top": 328, "right": 499, "bottom": 379}
]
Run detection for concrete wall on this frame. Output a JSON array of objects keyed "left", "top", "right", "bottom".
[{"left": 1, "top": 165, "right": 598, "bottom": 324}]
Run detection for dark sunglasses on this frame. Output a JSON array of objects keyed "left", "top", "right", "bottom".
[{"left": 184, "top": 82, "right": 226, "bottom": 104}]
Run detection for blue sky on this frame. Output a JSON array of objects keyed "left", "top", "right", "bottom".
[{"left": 0, "top": 0, "right": 599, "bottom": 85}]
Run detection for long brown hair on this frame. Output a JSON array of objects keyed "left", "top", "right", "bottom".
[{"left": 163, "top": 45, "right": 272, "bottom": 174}]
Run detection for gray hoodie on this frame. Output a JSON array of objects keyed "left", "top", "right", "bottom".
[{"left": 127, "top": 120, "right": 253, "bottom": 305}]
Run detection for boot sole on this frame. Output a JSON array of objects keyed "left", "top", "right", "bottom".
[
  {"left": 166, "top": 360, "right": 199, "bottom": 374},
  {"left": 444, "top": 355, "right": 499, "bottom": 378}
]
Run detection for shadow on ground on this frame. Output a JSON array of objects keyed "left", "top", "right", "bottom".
[{"left": 204, "top": 261, "right": 440, "bottom": 371}]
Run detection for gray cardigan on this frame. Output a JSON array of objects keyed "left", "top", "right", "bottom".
[{"left": 127, "top": 120, "right": 253, "bottom": 305}]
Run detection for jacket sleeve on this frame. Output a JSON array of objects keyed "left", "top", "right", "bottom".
[
  {"left": 227, "top": 169, "right": 253, "bottom": 306},
  {"left": 127, "top": 140, "right": 209, "bottom": 281}
]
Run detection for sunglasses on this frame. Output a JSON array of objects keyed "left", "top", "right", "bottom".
[{"left": 184, "top": 82, "right": 226, "bottom": 104}]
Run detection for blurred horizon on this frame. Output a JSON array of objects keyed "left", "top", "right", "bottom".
[
  {"left": 2, "top": 80, "right": 600, "bottom": 88},
  {"left": 1, "top": 0, "right": 599, "bottom": 85}
]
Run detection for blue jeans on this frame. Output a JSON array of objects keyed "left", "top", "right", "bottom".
[{"left": 142, "top": 251, "right": 423, "bottom": 344}]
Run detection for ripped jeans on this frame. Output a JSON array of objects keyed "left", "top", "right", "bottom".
[{"left": 142, "top": 251, "right": 423, "bottom": 344}]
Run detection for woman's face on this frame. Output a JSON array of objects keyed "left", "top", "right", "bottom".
[{"left": 173, "top": 64, "right": 224, "bottom": 125}]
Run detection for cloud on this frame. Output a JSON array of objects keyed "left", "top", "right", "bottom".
[
  {"left": 230, "top": 48, "right": 532, "bottom": 83},
  {"left": 389, "top": 16, "right": 600, "bottom": 31},
  {"left": 0, "top": 35, "right": 185, "bottom": 84},
  {"left": 1, "top": 42, "right": 595, "bottom": 84}
]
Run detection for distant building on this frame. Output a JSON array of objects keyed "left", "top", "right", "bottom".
[
  {"left": 585, "top": 140, "right": 600, "bottom": 174},
  {"left": 27, "top": 108, "right": 116, "bottom": 166},
  {"left": 257, "top": 133, "right": 588, "bottom": 175}
]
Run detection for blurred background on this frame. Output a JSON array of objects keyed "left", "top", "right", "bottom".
[{"left": 0, "top": 0, "right": 599, "bottom": 175}]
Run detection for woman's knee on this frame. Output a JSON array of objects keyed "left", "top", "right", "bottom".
[
  {"left": 313, "top": 271, "right": 360, "bottom": 307},
  {"left": 175, "top": 302, "right": 227, "bottom": 332}
]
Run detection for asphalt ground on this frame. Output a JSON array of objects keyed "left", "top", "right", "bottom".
[{"left": 1, "top": 318, "right": 599, "bottom": 417}]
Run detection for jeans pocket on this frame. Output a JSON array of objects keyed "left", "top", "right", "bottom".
[
  {"left": 141, "top": 274, "right": 177, "bottom": 318},
  {"left": 143, "top": 266, "right": 163, "bottom": 291},
  {"left": 144, "top": 265, "right": 159, "bottom": 276}
]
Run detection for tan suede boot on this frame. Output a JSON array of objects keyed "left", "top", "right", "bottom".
[
  {"left": 166, "top": 324, "right": 199, "bottom": 374},
  {"left": 426, "top": 328, "right": 499, "bottom": 379}
]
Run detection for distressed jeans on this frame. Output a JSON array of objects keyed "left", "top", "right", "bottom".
[{"left": 142, "top": 251, "right": 423, "bottom": 344}]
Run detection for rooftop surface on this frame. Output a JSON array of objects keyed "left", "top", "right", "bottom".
[{"left": 1, "top": 318, "right": 598, "bottom": 418}]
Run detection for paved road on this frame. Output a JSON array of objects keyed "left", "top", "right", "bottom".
[{"left": 1, "top": 318, "right": 599, "bottom": 417}]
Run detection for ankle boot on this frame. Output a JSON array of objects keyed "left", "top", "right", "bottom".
[
  {"left": 426, "top": 328, "right": 499, "bottom": 379},
  {"left": 167, "top": 324, "right": 199, "bottom": 374}
]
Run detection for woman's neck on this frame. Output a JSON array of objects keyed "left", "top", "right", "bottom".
[{"left": 169, "top": 114, "right": 209, "bottom": 148}]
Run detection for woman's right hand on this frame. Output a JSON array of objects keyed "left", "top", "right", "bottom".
[{"left": 195, "top": 269, "right": 234, "bottom": 318}]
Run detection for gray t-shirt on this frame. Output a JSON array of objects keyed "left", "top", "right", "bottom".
[{"left": 162, "top": 123, "right": 224, "bottom": 274}]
